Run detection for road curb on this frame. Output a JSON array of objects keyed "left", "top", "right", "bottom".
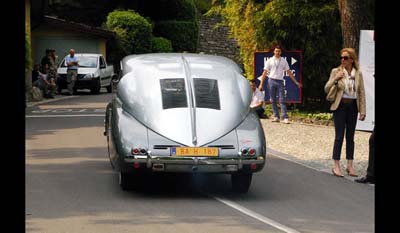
[
  {"left": 267, "top": 147, "right": 374, "bottom": 186},
  {"left": 26, "top": 96, "right": 78, "bottom": 107}
]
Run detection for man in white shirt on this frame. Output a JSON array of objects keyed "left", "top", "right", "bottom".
[
  {"left": 65, "top": 48, "right": 79, "bottom": 95},
  {"left": 249, "top": 79, "right": 267, "bottom": 119},
  {"left": 258, "top": 46, "right": 301, "bottom": 124}
]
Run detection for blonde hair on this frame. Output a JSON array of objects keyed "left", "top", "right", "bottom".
[{"left": 339, "top": 48, "right": 359, "bottom": 70}]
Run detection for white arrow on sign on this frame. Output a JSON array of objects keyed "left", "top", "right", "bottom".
[{"left": 291, "top": 57, "right": 297, "bottom": 65}]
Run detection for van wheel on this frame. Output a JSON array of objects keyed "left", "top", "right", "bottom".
[
  {"left": 106, "top": 82, "right": 112, "bottom": 93},
  {"left": 231, "top": 172, "right": 252, "bottom": 193},
  {"left": 91, "top": 81, "right": 101, "bottom": 94},
  {"left": 73, "top": 86, "right": 78, "bottom": 95}
]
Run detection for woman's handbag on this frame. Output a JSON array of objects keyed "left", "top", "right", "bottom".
[{"left": 326, "top": 84, "right": 337, "bottom": 102}]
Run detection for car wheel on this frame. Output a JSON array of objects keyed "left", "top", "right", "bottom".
[
  {"left": 231, "top": 172, "right": 252, "bottom": 193},
  {"left": 91, "top": 80, "right": 101, "bottom": 94},
  {"left": 73, "top": 86, "right": 78, "bottom": 95},
  {"left": 119, "top": 172, "right": 133, "bottom": 191},
  {"left": 106, "top": 82, "right": 112, "bottom": 93}
]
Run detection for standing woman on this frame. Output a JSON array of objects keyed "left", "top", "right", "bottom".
[{"left": 324, "top": 48, "right": 366, "bottom": 177}]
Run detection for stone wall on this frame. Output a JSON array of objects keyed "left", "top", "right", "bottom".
[{"left": 197, "top": 15, "right": 242, "bottom": 65}]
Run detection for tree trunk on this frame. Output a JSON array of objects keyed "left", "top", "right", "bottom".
[{"left": 338, "top": 0, "right": 373, "bottom": 54}]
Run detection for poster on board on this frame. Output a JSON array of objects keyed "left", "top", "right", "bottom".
[
  {"left": 254, "top": 49, "right": 302, "bottom": 103},
  {"left": 357, "top": 30, "right": 375, "bottom": 131}
]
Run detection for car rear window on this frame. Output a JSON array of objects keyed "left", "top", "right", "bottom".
[
  {"left": 160, "top": 78, "right": 220, "bottom": 110},
  {"left": 160, "top": 79, "right": 188, "bottom": 109},
  {"left": 194, "top": 78, "right": 220, "bottom": 110}
]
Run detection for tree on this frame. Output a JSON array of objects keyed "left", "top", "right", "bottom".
[
  {"left": 213, "top": 0, "right": 342, "bottom": 110},
  {"left": 105, "top": 9, "right": 152, "bottom": 66},
  {"left": 338, "top": 0, "right": 374, "bottom": 53}
]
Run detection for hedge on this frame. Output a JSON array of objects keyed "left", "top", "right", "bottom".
[{"left": 154, "top": 20, "right": 199, "bottom": 52}]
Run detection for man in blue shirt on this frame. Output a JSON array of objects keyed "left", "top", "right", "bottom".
[{"left": 65, "top": 49, "right": 79, "bottom": 95}]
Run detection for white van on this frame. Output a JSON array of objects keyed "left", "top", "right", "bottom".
[{"left": 57, "top": 53, "right": 116, "bottom": 94}]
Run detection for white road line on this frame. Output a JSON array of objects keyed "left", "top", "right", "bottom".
[
  {"left": 26, "top": 114, "right": 105, "bottom": 118},
  {"left": 268, "top": 149, "right": 322, "bottom": 172},
  {"left": 212, "top": 195, "right": 301, "bottom": 233}
]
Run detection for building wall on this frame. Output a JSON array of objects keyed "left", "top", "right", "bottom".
[
  {"left": 32, "top": 26, "right": 106, "bottom": 65},
  {"left": 197, "top": 15, "right": 241, "bottom": 65}
]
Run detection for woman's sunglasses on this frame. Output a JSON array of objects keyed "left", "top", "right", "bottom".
[{"left": 340, "top": 56, "right": 350, "bottom": 60}]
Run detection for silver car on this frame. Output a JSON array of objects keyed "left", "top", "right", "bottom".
[{"left": 104, "top": 53, "right": 266, "bottom": 192}]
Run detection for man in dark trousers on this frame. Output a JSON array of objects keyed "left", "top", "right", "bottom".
[{"left": 355, "top": 128, "right": 375, "bottom": 184}]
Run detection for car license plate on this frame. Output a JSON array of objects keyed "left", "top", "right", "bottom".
[{"left": 171, "top": 147, "right": 219, "bottom": 157}]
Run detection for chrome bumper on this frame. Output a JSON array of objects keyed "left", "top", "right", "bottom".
[{"left": 124, "top": 155, "right": 265, "bottom": 173}]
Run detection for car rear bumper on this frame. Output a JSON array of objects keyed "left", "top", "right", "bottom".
[{"left": 118, "top": 155, "right": 265, "bottom": 173}]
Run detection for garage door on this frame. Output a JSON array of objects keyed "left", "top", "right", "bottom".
[{"left": 33, "top": 37, "right": 99, "bottom": 65}]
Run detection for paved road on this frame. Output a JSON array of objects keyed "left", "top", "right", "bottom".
[{"left": 26, "top": 93, "right": 374, "bottom": 233}]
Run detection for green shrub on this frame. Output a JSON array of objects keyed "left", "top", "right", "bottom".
[
  {"left": 154, "top": 20, "right": 199, "bottom": 52},
  {"left": 140, "top": 0, "right": 197, "bottom": 21},
  {"left": 106, "top": 9, "right": 152, "bottom": 56},
  {"left": 194, "top": 0, "right": 212, "bottom": 14},
  {"left": 151, "top": 37, "right": 173, "bottom": 53}
]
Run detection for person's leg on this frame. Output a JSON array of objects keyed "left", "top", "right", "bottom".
[
  {"left": 268, "top": 79, "right": 279, "bottom": 120},
  {"left": 71, "top": 70, "right": 77, "bottom": 94},
  {"left": 66, "top": 70, "right": 73, "bottom": 94},
  {"left": 332, "top": 103, "right": 346, "bottom": 175},
  {"left": 345, "top": 101, "right": 358, "bottom": 175},
  {"left": 277, "top": 80, "right": 288, "bottom": 119},
  {"left": 36, "top": 79, "right": 48, "bottom": 98},
  {"left": 367, "top": 128, "right": 375, "bottom": 179}
]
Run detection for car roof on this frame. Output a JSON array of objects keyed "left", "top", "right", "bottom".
[{"left": 117, "top": 53, "right": 251, "bottom": 146}]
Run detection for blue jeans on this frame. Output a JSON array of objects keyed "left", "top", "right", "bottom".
[{"left": 268, "top": 78, "right": 287, "bottom": 119}]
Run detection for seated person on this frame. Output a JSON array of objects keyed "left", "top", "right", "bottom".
[
  {"left": 249, "top": 79, "right": 267, "bottom": 118},
  {"left": 33, "top": 64, "right": 57, "bottom": 98},
  {"left": 31, "top": 64, "right": 40, "bottom": 83}
]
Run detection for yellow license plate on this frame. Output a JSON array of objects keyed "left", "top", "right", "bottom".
[{"left": 171, "top": 147, "right": 219, "bottom": 157}]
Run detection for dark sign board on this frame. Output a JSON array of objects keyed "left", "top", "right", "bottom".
[{"left": 254, "top": 49, "right": 302, "bottom": 103}]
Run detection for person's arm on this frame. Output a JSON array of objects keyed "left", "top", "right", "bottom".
[
  {"left": 251, "top": 90, "right": 264, "bottom": 108},
  {"left": 39, "top": 72, "right": 50, "bottom": 85},
  {"left": 287, "top": 69, "right": 301, "bottom": 88},
  {"left": 357, "top": 72, "right": 366, "bottom": 121},
  {"left": 258, "top": 69, "right": 268, "bottom": 91},
  {"left": 251, "top": 101, "right": 263, "bottom": 109}
]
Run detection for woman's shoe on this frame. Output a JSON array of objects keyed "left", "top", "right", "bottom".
[
  {"left": 332, "top": 168, "right": 344, "bottom": 177},
  {"left": 345, "top": 168, "right": 358, "bottom": 177}
]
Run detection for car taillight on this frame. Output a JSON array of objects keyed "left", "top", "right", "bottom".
[
  {"left": 241, "top": 147, "right": 256, "bottom": 156},
  {"left": 131, "top": 147, "right": 147, "bottom": 155},
  {"left": 248, "top": 148, "right": 256, "bottom": 156},
  {"left": 131, "top": 148, "right": 140, "bottom": 155}
]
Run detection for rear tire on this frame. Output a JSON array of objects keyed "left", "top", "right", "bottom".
[
  {"left": 231, "top": 172, "right": 252, "bottom": 193},
  {"left": 119, "top": 172, "right": 133, "bottom": 191}
]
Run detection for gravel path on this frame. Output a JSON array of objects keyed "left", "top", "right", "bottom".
[{"left": 260, "top": 118, "right": 372, "bottom": 178}]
